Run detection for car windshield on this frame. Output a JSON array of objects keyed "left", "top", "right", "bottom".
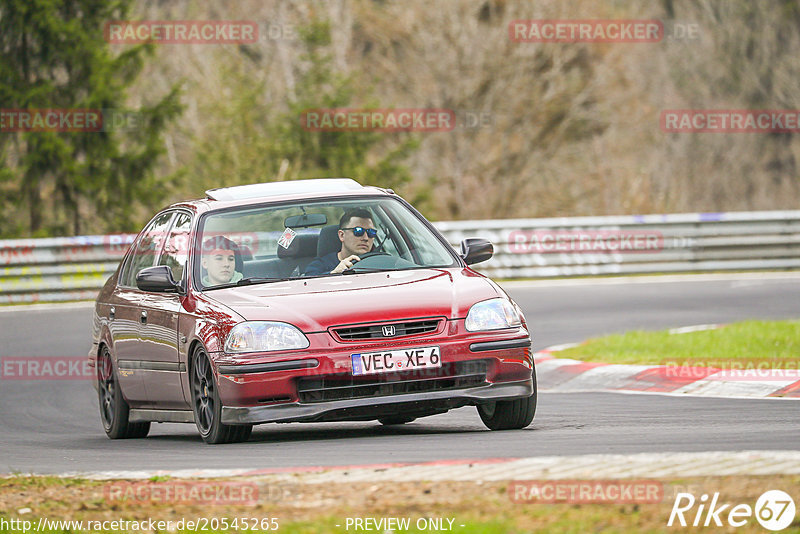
[{"left": 195, "top": 197, "right": 459, "bottom": 289}]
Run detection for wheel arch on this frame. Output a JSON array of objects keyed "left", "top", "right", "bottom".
[
  {"left": 186, "top": 338, "right": 208, "bottom": 381},
  {"left": 95, "top": 322, "right": 116, "bottom": 365}
]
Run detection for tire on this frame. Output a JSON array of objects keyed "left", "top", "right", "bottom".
[
  {"left": 378, "top": 416, "right": 416, "bottom": 425},
  {"left": 477, "top": 375, "right": 537, "bottom": 431},
  {"left": 97, "top": 346, "right": 150, "bottom": 439},
  {"left": 190, "top": 346, "right": 252, "bottom": 444}
]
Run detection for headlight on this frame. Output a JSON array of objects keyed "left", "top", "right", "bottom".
[
  {"left": 465, "top": 298, "right": 522, "bottom": 332},
  {"left": 224, "top": 321, "right": 310, "bottom": 353}
]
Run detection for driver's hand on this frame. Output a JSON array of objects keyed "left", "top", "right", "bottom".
[{"left": 331, "top": 254, "right": 361, "bottom": 274}]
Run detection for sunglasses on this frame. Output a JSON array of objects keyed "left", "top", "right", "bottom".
[{"left": 341, "top": 226, "right": 378, "bottom": 238}]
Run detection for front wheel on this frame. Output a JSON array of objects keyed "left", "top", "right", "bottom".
[
  {"left": 191, "top": 346, "right": 252, "bottom": 444},
  {"left": 97, "top": 346, "right": 150, "bottom": 439},
  {"left": 477, "top": 377, "right": 537, "bottom": 431}
]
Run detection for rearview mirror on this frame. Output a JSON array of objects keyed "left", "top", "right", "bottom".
[
  {"left": 136, "top": 265, "right": 184, "bottom": 294},
  {"left": 284, "top": 213, "right": 327, "bottom": 228},
  {"left": 460, "top": 238, "right": 493, "bottom": 265}
]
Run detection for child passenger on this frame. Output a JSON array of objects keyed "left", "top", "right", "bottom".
[{"left": 201, "top": 236, "right": 243, "bottom": 286}]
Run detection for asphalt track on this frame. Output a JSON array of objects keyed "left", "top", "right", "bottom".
[{"left": 0, "top": 274, "right": 798, "bottom": 475}]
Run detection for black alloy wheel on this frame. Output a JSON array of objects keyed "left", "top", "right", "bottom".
[
  {"left": 98, "top": 346, "right": 150, "bottom": 439},
  {"left": 191, "top": 345, "right": 252, "bottom": 444}
]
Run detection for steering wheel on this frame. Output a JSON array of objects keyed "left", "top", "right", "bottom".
[
  {"left": 357, "top": 251, "right": 390, "bottom": 261},
  {"left": 344, "top": 250, "right": 417, "bottom": 273}
]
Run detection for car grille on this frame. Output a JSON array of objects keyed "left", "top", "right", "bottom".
[
  {"left": 332, "top": 319, "right": 442, "bottom": 341},
  {"left": 296, "top": 360, "right": 488, "bottom": 403}
]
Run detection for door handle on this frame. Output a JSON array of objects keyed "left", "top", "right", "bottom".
[
  {"left": 140, "top": 310, "right": 148, "bottom": 324},
  {"left": 109, "top": 306, "right": 115, "bottom": 319}
]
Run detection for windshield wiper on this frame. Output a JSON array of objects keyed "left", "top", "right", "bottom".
[
  {"left": 342, "top": 267, "right": 396, "bottom": 274},
  {"left": 236, "top": 277, "right": 293, "bottom": 285},
  {"left": 205, "top": 277, "right": 293, "bottom": 290}
]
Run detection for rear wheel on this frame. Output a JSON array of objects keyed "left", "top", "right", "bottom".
[
  {"left": 191, "top": 346, "right": 252, "bottom": 444},
  {"left": 477, "top": 375, "right": 537, "bottom": 431},
  {"left": 97, "top": 346, "right": 150, "bottom": 439}
]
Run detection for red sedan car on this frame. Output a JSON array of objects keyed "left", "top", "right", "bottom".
[{"left": 90, "top": 179, "right": 535, "bottom": 444}]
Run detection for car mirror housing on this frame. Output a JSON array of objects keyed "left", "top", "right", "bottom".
[
  {"left": 460, "top": 238, "right": 493, "bottom": 265},
  {"left": 136, "top": 265, "right": 183, "bottom": 293}
]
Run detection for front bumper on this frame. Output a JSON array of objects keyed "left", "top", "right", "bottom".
[
  {"left": 221, "top": 377, "right": 534, "bottom": 424},
  {"left": 213, "top": 326, "right": 532, "bottom": 406}
]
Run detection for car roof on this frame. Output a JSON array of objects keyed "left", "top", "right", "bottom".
[
  {"left": 165, "top": 178, "right": 396, "bottom": 214},
  {"left": 206, "top": 178, "right": 366, "bottom": 201}
]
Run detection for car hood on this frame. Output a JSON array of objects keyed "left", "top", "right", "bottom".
[{"left": 202, "top": 268, "right": 501, "bottom": 331}]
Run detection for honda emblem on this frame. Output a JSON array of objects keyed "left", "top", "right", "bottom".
[{"left": 382, "top": 325, "right": 396, "bottom": 337}]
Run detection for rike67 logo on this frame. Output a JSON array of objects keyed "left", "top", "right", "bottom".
[{"left": 668, "top": 490, "right": 796, "bottom": 531}]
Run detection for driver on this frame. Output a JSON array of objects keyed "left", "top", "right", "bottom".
[{"left": 305, "top": 208, "right": 377, "bottom": 275}]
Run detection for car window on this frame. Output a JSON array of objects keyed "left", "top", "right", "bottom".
[
  {"left": 120, "top": 211, "right": 175, "bottom": 287},
  {"left": 157, "top": 212, "right": 192, "bottom": 282},
  {"left": 195, "top": 197, "right": 458, "bottom": 288}
]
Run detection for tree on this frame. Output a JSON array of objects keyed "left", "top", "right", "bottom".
[
  {"left": 0, "top": 0, "right": 181, "bottom": 237},
  {"left": 187, "top": 19, "right": 419, "bottom": 203}
]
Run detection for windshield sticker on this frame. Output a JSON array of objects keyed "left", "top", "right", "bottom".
[{"left": 277, "top": 227, "right": 297, "bottom": 249}]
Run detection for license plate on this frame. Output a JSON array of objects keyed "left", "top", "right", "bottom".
[{"left": 351, "top": 346, "right": 441, "bottom": 376}]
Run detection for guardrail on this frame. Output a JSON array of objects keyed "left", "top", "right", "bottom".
[{"left": 1, "top": 210, "right": 799, "bottom": 304}]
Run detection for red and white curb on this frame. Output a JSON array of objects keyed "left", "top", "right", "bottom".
[
  {"left": 50, "top": 450, "right": 800, "bottom": 482},
  {"left": 534, "top": 334, "right": 800, "bottom": 399}
]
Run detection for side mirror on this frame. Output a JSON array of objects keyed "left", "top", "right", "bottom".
[
  {"left": 460, "top": 238, "right": 493, "bottom": 265},
  {"left": 136, "top": 265, "right": 183, "bottom": 293}
]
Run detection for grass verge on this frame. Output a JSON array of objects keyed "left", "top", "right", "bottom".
[
  {"left": 0, "top": 475, "right": 798, "bottom": 533},
  {"left": 555, "top": 319, "right": 800, "bottom": 366}
]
